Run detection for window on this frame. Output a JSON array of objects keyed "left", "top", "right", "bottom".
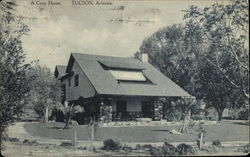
[
  {"left": 109, "top": 69, "right": 146, "bottom": 81},
  {"left": 68, "top": 77, "right": 71, "bottom": 87},
  {"left": 61, "top": 84, "right": 66, "bottom": 102},
  {"left": 74, "top": 74, "right": 79, "bottom": 87}
]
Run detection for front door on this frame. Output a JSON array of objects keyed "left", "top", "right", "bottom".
[
  {"left": 116, "top": 101, "right": 127, "bottom": 120},
  {"left": 141, "top": 101, "right": 153, "bottom": 118}
]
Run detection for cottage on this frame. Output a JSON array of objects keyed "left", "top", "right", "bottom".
[{"left": 54, "top": 53, "right": 191, "bottom": 124}]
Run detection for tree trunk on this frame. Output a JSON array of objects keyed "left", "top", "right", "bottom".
[
  {"left": 63, "top": 113, "right": 70, "bottom": 129},
  {"left": 45, "top": 105, "right": 49, "bottom": 123},
  {"left": 217, "top": 109, "right": 224, "bottom": 121}
]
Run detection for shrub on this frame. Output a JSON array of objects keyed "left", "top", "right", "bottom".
[
  {"left": 162, "top": 142, "right": 177, "bottom": 155},
  {"left": 237, "top": 110, "right": 249, "bottom": 120},
  {"left": 191, "top": 115, "right": 205, "bottom": 121},
  {"left": 236, "top": 144, "right": 250, "bottom": 153},
  {"left": 142, "top": 144, "right": 153, "bottom": 150},
  {"left": 102, "top": 139, "right": 121, "bottom": 151},
  {"left": 8, "top": 137, "right": 20, "bottom": 143},
  {"left": 23, "top": 139, "right": 39, "bottom": 146},
  {"left": 205, "top": 145, "right": 220, "bottom": 154},
  {"left": 135, "top": 144, "right": 141, "bottom": 150},
  {"left": 212, "top": 139, "right": 221, "bottom": 147},
  {"left": 176, "top": 143, "right": 196, "bottom": 155},
  {"left": 150, "top": 142, "right": 177, "bottom": 156},
  {"left": 122, "top": 144, "right": 132, "bottom": 153},
  {"left": 59, "top": 141, "right": 73, "bottom": 147},
  {"left": 150, "top": 146, "right": 163, "bottom": 156},
  {"left": 77, "top": 146, "right": 86, "bottom": 150}
]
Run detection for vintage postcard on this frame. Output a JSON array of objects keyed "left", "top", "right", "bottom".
[{"left": 0, "top": 0, "right": 249, "bottom": 156}]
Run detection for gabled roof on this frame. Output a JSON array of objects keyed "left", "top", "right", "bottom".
[
  {"left": 54, "top": 65, "right": 67, "bottom": 78},
  {"left": 66, "top": 53, "right": 191, "bottom": 97}
]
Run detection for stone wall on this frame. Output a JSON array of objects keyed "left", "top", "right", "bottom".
[{"left": 154, "top": 99, "right": 163, "bottom": 121}]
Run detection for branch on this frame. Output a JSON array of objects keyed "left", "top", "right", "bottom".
[
  {"left": 205, "top": 57, "right": 240, "bottom": 89},
  {"left": 226, "top": 34, "right": 249, "bottom": 70}
]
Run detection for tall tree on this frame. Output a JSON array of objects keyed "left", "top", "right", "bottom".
[
  {"left": 183, "top": 0, "right": 249, "bottom": 120},
  {"left": 183, "top": 0, "right": 249, "bottom": 99},
  {"left": 138, "top": 24, "right": 199, "bottom": 96},
  {"left": 0, "top": 0, "right": 31, "bottom": 141},
  {"left": 27, "top": 64, "right": 61, "bottom": 123}
]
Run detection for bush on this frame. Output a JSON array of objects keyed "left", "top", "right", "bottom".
[
  {"left": 7, "top": 137, "right": 20, "bottom": 143},
  {"left": 205, "top": 145, "right": 220, "bottom": 154},
  {"left": 102, "top": 139, "right": 121, "bottom": 151},
  {"left": 150, "top": 142, "right": 177, "bottom": 156},
  {"left": 162, "top": 142, "right": 177, "bottom": 155},
  {"left": 135, "top": 144, "right": 141, "bottom": 150},
  {"left": 237, "top": 110, "right": 249, "bottom": 120},
  {"left": 212, "top": 139, "right": 221, "bottom": 147},
  {"left": 236, "top": 144, "right": 250, "bottom": 153},
  {"left": 142, "top": 144, "right": 153, "bottom": 150},
  {"left": 191, "top": 115, "right": 205, "bottom": 121},
  {"left": 59, "top": 141, "right": 73, "bottom": 147},
  {"left": 77, "top": 146, "right": 86, "bottom": 150},
  {"left": 176, "top": 143, "right": 196, "bottom": 155},
  {"left": 23, "top": 139, "right": 39, "bottom": 146},
  {"left": 122, "top": 144, "right": 133, "bottom": 153}
]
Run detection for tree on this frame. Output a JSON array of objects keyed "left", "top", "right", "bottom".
[
  {"left": 27, "top": 64, "right": 61, "bottom": 123},
  {"left": 183, "top": 0, "right": 249, "bottom": 99},
  {"left": 138, "top": 24, "right": 199, "bottom": 96},
  {"left": 0, "top": 0, "right": 32, "bottom": 141},
  {"left": 183, "top": 0, "right": 249, "bottom": 120}
]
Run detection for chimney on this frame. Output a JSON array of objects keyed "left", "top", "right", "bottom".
[{"left": 138, "top": 52, "right": 148, "bottom": 62}]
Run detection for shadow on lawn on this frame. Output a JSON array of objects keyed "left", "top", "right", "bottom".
[
  {"left": 152, "top": 129, "right": 170, "bottom": 132},
  {"left": 233, "top": 122, "right": 249, "bottom": 126},
  {"left": 48, "top": 126, "right": 63, "bottom": 130}
]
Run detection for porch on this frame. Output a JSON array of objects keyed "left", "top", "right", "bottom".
[{"left": 72, "top": 96, "right": 164, "bottom": 124}]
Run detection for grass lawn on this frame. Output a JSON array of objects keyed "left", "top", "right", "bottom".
[{"left": 23, "top": 120, "right": 249, "bottom": 143}]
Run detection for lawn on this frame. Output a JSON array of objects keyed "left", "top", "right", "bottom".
[{"left": 23, "top": 120, "right": 249, "bottom": 143}]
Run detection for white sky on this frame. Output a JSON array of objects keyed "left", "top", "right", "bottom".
[{"left": 16, "top": 0, "right": 228, "bottom": 70}]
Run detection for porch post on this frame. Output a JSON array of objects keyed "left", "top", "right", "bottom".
[
  {"left": 153, "top": 98, "right": 163, "bottom": 121},
  {"left": 99, "top": 98, "right": 112, "bottom": 124}
]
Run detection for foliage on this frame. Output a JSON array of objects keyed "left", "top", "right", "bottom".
[
  {"left": 212, "top": 139, "right": 221, "bottom": 147},
  {"left": 7, "top": 137, "right": 20, "bottom": 144},
  {"left": 58, "top": 103, "right": 84, "bottom": 129},
  {"left": 163, "top": 97, "right": 200, "bottom": 121},
  {"left": 150, "top": 142, "right": 196, "bottom": 156},
  {"left": 150, "top": 142, "right": 177, "bottom": 156},
  {"left": 236, "top": 144, "right": 250, "bottom": 153},
  {"left": 0, "top": 0, "right": 33, "bottom": 142},
  {"left": 102, "top": 139, "right": 121, "bottom": 151},
  {"left": 205, "top": 145, "right": 220, "bottom": 154},
  {"left": 59, "top": 141, "right": 73, "bottom": 147},
  {"left": 26, "top": 64, "right": 61, "bottom": 122},
  {"left": 22, "top": 139, "right": 39, "bottom": 146},
  {"left": 121, "top": 144, "right": 133, "bottom": 153},
  {"left": 138, "top": 0, "right": 249, "bottom": 121},
  {"left": 138, "top": 24, "right": 198, "bottom": 96},
  {"left": 237, "top": 109, "right": 249, "bottom": 120},
  {"left": 176, "top": 143, "right": 196, "bottom": 155},
  {"left": 183, "top": 0, "right": 249, "bottom": 120}
]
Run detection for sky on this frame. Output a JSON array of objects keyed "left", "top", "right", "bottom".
[{"left": 15, "top": 0, "right": 227, "bottom": 70}]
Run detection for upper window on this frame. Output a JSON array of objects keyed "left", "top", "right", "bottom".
[
  {"left": 109, "top": 69, "right": 146, "bottom": 81},
  {"left": 68, "top": 77, "right": 71, "bottom": 87},
  {"left": 74, "top": 74, "right": 79, "bottom": 87}
]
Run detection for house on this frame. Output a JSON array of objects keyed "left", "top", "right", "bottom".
[{"left": 54, "top": 52, "right": 191, "bottom": 124}]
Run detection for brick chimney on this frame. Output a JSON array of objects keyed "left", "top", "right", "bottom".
[{"left": 138, "top": 52, "right": 148, "bottom": 62}]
